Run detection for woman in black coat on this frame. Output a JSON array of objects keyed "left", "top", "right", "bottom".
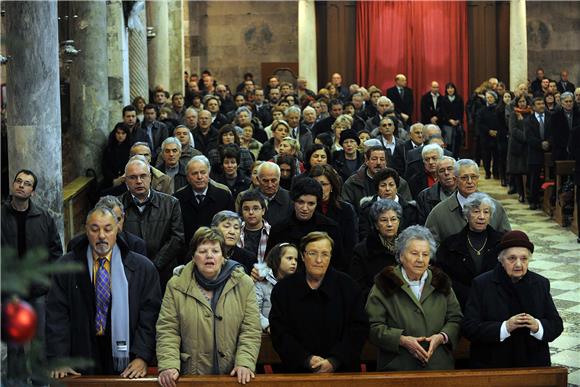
[
  {"left": 477, "top": 91, "right": 501, "bottom": 179},
  {"left": 440, "top": 82, "right": 465, "bottom": 155},
  {"left": 495, "top": 92, "right": 513, "bottom": 186},
  {"left": 350, "top": 199, "right": 400, "bottom": 297},
  {"left": 507, "top": 95, "right": 532, "bottom": 203},
  {"left": 269, "top": 231, "right": 369, "bottom": 373},
  {"left": 435, "top": 192, "right": 504, "bottom": 310},
  {"left": 309, "top": 164, "right": 358, "bottom": 260},
  {"left": 102, "top": 123, "right": 132, "bottom": 189}
]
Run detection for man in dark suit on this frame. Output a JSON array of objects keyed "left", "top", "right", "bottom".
[
  {"left": 530, "top": 67, "right": 545, "bottom": 95},
  {"left": 402, "top": 123, "right": 424, "bottom": 160},
  {"left": 524, "top": 97, "right": 552, "bottom": 210},
  {"left": 312, "top": 99, "right": 344, "bottom": 138},
  {"left": 141, "top": 104, "right": 169, "bottom": 160},
  {"left": 46, "top": 206, "right": 161, "bottom": 378},
  {"left": 375, "top": 117, "right": 406, "bottom": 176},
  {"left": 550, "top": 92, "right": 579, "bottom": 161},
  {"left": 556, "top": 70, "right": 576, "bottom": 94},
  {"left": 420, "top": 81, "right": 443, "bottom": 125},
  {"left": 174, "top": 155, "right": 234, "bottom": 248},
  {"left": 386, "top": 74, "right": 413, "bottom": 123}
]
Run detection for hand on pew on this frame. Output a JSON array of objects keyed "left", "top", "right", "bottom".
[
  {"left": 230, "top": 366, "right": 255, "bottom": 385},
  {"left": 121, "top": 357, "right": 147, "bottom": 378},
  {"left": 158, "top": 368, "right": 179, "bottom": 387},
  {"left": 50, "top": 367, "right": 81, "bottom": 379}
]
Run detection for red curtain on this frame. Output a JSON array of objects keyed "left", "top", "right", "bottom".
[{"left": 356, "top": 1, "right": 469, "bottom": 124}]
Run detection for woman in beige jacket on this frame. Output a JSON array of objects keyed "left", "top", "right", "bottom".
[{"left": 156, "top": 227, "right": 261, "bottom": 386}]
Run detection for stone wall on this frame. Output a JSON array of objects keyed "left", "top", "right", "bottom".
[
  {"left": 185, "top": 1, "right": 298, "bottom": 88},
  {"left": 527, "top": 2, "right": 580, "bottom": 84}
]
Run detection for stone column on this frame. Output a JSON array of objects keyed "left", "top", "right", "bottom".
[
  {"left": 168, "top": 0, "right": 185, "bottom": 94},
  {"left": 147, "top": 0, "right": 170, "bottom": 91},
  {"left": 107, "top": 0, "right": 126, "bottom": 130},
  {"left": 128, "top": 1, "right": 149, "bottom": 101},
  {"left": 70, "top": 1, "right": 109, "bottom": 179},
  {"left": 510, "top": 0, "right": 528, "bottom": 90},
  {"left": 298, "top": 0, "right": 318, "bottom": 91},
  {"left": 5, "top": 1, "right": 64, "bottom": 237}
]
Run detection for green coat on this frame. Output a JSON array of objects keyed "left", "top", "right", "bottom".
[
  {"left": 365, "top": 265, "right": 463, "bottom": 371},
  {"left": 156, "top": 262, "right": 261, "bottom": 375}
]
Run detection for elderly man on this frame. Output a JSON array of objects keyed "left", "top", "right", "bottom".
[
  {"left": 253, "top": 161, "right": 293, "bottom": 227},
  {"left": 420, "top": 81, "right": 442, "bottom": 125},
  {"left": 157, "top": 137, "right": 188, "bottom": 193},
  {"left": 286, "top": 105, "right": 312, "bottom": 154},
  {"left": 416, "top": 156, "right": 457, "bottom": 224},
  {"left": 386, "top": 74, "right": 413, "bottom": 123},
  {"left": 375, "top": 116, "right": 406, "bottom": 176},
  {"left": 118, "top": 158, "right": 184, "bottom": 287},
  {"left": 407, "top": 144, "right": 443, "bottom": 199},
  {"left": 557, "top": 70, "right": 576, "bottom": 94},
  {"left": 462, "top": 230, "right": 563, "bottom": 368},
  {"left": 550, "top": 91, "right": 579, "bottom": 161},
  {"left": 312, "top": 99, "right": 344, "bottom": 138},
  {"left": 331, "top": 72, "right": 350, "bottom": 101},
  {"left": 183, "top": 108, "right": 198, "bottom": 132},
  {"left": 342, "top": 146, "right": 412, "bottom": 213},
  {"left": 46, "top": 205, "right": 161, "bottom": 378},
  {"left": 364, "top": 96, "right": 395, "bottom": 132},
  {"left": 425, "top": 158, "right": 510, "bottom": 243},
  {"left": 192, "top": 110, "right": 219, "bottom": 155},
  {"left": 174, "top": 155, "right": 234, "bottom": 248},
  {"left": 130, "top": 143, "right": 172, "bottom": 194},
  {"left": 402, "top": 123, "right": 424, "bottom": 156}
]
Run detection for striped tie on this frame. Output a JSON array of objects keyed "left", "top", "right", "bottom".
[{"left": 95, "top": 257, "right": 111, "bottom": 335}]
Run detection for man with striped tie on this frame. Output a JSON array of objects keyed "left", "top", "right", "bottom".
[{"left": 46, "top": 205, "right": 162, "bottom": 378}]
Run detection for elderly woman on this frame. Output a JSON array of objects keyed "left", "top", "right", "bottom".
[
  {"left": 435, "top": 192, "right": 504, "bottom": 310},
  {"left": 156, "top": 227, "right": 261, "bottom": 386},
  {"left": 309, "top": 164, "right": 358, "bottom": 259},
  {"left": 462, "top": 230, "right": 563, "bottom": 368},
  {"left": 330, "top": 114, "right": 354, "bottom": 152},
  {"left": 365, "top": 225, "right": 463, "bottom": 371},
  {"left": 351, "top": 199, "right": 400, "bottom": 297},
  {"left": 359, "top": 167, "right": 418, "bottom": 240},
  {"left": 269, "top": 232, "right": 369, "bottom": 373},
  {"left": 211, "top": 211, "right": 257, "bottom": 274}
]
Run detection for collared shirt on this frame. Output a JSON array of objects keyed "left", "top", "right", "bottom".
[
  {"left": 401, "top": 268, "right": 428, "bottom": 300},
  {"left": 92, "top": 250, "right": 112, "bottom": 287},
  {"left": 431, "top": 93, "right": 439, "bottom": 109},
  {"left": 381, "top": 136, "right": 396, "bottom": 156},
  {"left": 131, "top": 190, "right": 152, "bottom": 213},
  {"left": 457, "top": 191, "right": 469, "bottom": 210},
  {"left": 238, "top": 220, "right": 271, "bottom": 263}
]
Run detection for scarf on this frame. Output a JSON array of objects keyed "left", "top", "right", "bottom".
[
  {"left": 514, "top": 106, "right": 532, "bottom": 115},
  {"left": 193, "top": 259, "right": 242, "bottom": 374},
  {"left": 86, "top": 245, "right": 130, "bottom": 373}
]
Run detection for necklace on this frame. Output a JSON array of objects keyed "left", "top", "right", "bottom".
[{"left": 467, "top": 234, "right": 488, "bottom": 256}]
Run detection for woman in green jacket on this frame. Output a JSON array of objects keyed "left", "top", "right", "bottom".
[
  {"left": 365, "top": 225, "right": 463, "bottom": 371},
  {"left": 156, "top": 227, "right": 261, "bottom": 386}
]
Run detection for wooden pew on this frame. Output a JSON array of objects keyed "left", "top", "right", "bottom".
[
  {"left": 553, "top": 160, "right": 575, "bottom": 227},
  {"left": 542, "top": 153, "right": 555, "bottom": 215},
  {"left": 63, "top": 175, "right": 94, "bottom": 245},
  {"left": 60, "top": 366, "right": 568, "bottom": 387}
]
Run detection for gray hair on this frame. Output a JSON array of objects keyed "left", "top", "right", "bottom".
[
  {"left": 303, "top": 106, "right": 316, "bottom": 116},
  {"left": 86, "top": 205, "right": 118, "bottom": 225},
  {"left": 236, "top": 106, "right": 253, "bottom": 119},
  {"left": 369, "top": 199, "right": 403, "bottom": 230},
  {"left": 421, "top": 143, "right": 444, "bottom": 160},
  {"left": 257, "top": 161, "right": 280, "bottom": 178},
  {"left": 561, "top": 91, "right": 573, "bottom": 100},
  {"left": 394, "top": 225, "right": 437, "bottom": 263},
  {"left": 187, "top": 155, "right": 211, "bottom": 172},
  {"left": 211, "top": 210, "right": 242, "bottom": 228},
  {"left": 332, "top": 114, "right": 353, "bottom": 129},
  {"left": 438, "top": 155, "right": 455, "bottom": 166},
  {"left": 96, "top": 195, "right": 124, "bottom": 216},
  {"left": 125, "top": 156, "right": 150, "bottom": 174},
  {"left": 131, "top": 142, "right": 151, "bottom": 151},
  {"left": 454, "top": 158, "right": 479, "bottom": 177},
  {"left": 285, "top": 105, "right": 301, "bottom": 116},
  {"left": 185, "top": 107, "right": 198, "bottom": 117},
  {"left": 161, "top": 137, "right": 182, "bottom": 152},
  {"left": 410, "top": 122, "right": 424, "bottom": 132},
  {"left": 377, "top": 96, "right": 392, "bottom": 105},
  {"left": 462, "top": 192, "right": 496, "bottom": 220}
]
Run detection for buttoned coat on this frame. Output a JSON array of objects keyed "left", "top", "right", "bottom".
[
  {"left": 156, "top": 262, "right": 261, "bottom": 375},
  {"left": 365, "top": 265, "right": 462, "bottom": 371}
]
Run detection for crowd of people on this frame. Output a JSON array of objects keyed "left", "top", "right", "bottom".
[{"left": 3, "top": 67, "right": 578, "bottom": 384}]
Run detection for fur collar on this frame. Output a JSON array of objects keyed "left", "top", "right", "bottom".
[{"left": 374, "top": 265, "right": 452, "bottom": 298}]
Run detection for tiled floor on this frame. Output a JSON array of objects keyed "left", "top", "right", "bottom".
[{"left": 479, "top": 175, "right": 580, "bottom": 387}]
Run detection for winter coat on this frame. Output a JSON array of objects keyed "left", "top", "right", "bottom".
[
  {"left": 462, "top": 265, "right": 563, "bottom": 368},
  {"left": 156, "top": 262, "right": 261, "bottom": 374},
  {"left": 269, "top": 267, "right": 369, "bottom": 372},
  {"left": 46, "top": 236, "right": 161, "bottom": 374},
  {"left": 350, "top": 232, "right": 397, "bottom": 297},
  {"left": 506, "top": 111, "right": 529, "bottom": 174},
  {"left": 365, "top": 265, "right": 462, "bottom": 371}
]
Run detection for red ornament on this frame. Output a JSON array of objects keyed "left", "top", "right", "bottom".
[{"left": 2, "top": 298, "right": 37, "bottom": 344}]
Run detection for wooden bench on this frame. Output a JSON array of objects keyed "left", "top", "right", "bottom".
[
  {"left": 60, "top": 366, "right": 568, "bottom": 386},
  {"left": 542, "top": 153, "right": 555, "bottom": 215},
  {"left": 553, "top": 160, "right": 575, "bottom": 227},
  {"left": 63, "top": 175, "right": 94, "bottom": 245}
]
